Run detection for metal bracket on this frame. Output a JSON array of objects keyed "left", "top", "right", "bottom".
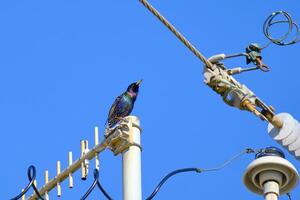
[
  {"left": 105, "top": 116, "right": 142, "bottom": 155},
  {"left": 203, "top": 54, "right": 282, "bottom": 127}
]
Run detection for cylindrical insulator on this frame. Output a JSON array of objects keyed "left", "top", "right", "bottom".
[{"left": 268, "top": 113, "right": 300, "bottom": 161}]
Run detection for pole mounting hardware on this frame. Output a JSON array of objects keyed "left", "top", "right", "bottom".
[{"left": 105, "top": 116, "right": 142, "bottom": 155}]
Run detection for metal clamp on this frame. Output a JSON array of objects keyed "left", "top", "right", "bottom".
[{"left": 105, "top": 116, "right": 142, "bottom": 155}]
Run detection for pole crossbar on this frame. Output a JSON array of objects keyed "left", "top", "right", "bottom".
[{"left": 28, "top": 141, "right": 108, "bottom": 200}]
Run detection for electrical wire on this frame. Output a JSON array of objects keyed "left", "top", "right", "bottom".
[
  {"left": 287, "top": 193, "right": 292, "bottom": 200},
  {"left": 145, "top": 148, "right": 258, "bottom": 200},
  {"left": 10, "top": 148, "right": 261, "bottom": 200},
  {"left": 80, "top": 169, "right": 113, "bottom": 200},
  {"left": 80, "top": 148, "right": 258, "bottom": 200},
  {"left": 145, "top": 168, "right": 201, "bottom": 200},
  {"left": 10, "top": 165, "right": 44, "bottom": 200},
  {"left": 262, "top": 11, "right": 299, "bottom": 49},
  {"left": 200, "top": 148, "right": 256, "bottom": 172}
]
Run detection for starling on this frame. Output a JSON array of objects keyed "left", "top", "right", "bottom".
[{"left": 106, "top": 80, "right": 142, "bottom": 128}]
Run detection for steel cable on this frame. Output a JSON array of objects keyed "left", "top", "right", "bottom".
[{"left": 139, "top": 0, "right": 213, "bottom": 69}]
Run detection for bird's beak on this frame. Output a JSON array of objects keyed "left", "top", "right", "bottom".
[{"left": 136, "top": 80, "right": 142, "bottom": 86}]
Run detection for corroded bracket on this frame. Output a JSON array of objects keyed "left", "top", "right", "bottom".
[
  {"left": 204, "top": 54, "right": 282, "bottom": 128},
  {"left": 105, "top": 116, "right": 142, "bottom": 155}
]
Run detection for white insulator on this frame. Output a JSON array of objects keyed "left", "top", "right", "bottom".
[
  {"left": 243, "top": 156, "right": 299, "bottom": 196},
  {"left": 281, "top": 121, "right": 300, "bottom": 147},
  {"left": 268, "top": 113, "right": 300, "bottom": 160},
  {"left": 294, "top": 149, "right": 300, "bottom": 160},
  {"left": 268, "top": 113, "right": 295, "bottom": 141},
  {"left": 287, "top": 122, "right": 300, "bottom": 151}
]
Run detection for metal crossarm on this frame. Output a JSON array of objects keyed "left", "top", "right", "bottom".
[{"left": 28, "top": 141, "right": 107, "bottom": 200}]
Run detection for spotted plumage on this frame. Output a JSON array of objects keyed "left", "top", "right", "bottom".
[{"left": 106, "top": 80, "right": 142, "bottom": 128}]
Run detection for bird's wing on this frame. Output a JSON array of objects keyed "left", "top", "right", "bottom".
[
  {"left": 107, "top": 94, "right": 123, "bottom": 123},
  {"left": 107, "top": 93, "right": 134, "bottom": 128}
]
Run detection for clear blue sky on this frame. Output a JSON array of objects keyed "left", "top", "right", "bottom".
[{"left": 1, "top": 1, "right": 300, "bottom": 199}]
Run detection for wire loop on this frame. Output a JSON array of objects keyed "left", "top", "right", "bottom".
[
  {"left": 263, "top": 11, "right": 299, "bottom": 48},
  {"left": 80, "top": 169, "right": 113, "bottom": 200},
  {"left": 10, "top": 165, "right": 44, "bottom": 200}
]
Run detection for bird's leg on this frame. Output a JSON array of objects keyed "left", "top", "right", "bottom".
[
  {"left": 105, "top": 126, "right": 116, "bottom": 137},
  {"left": 114, "top": 117, "right": 131, "bottom": 131},
  {"left": 116, "top": 117, "right": 129, "bottom": 124}
]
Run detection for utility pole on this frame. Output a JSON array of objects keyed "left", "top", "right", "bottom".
[
  {"left": 105, "top": 115, "right": 143, "bottom": 200},
  {"left": 122, "top": 117, "right": 142, "bottom": 200}
]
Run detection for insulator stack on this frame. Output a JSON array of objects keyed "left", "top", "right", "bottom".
[{"left": 268, "top": 113, "right": 300, "bottom": 160}]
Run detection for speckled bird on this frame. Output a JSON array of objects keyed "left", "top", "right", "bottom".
[{"left": 106, "top": 80, "right": 142, "bottom": 128}]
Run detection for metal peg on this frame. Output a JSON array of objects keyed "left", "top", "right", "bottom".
[
  {"left": 81, "top": 140, "right": 89, "bottom": 180},
  {"left": 33, "top": 180, "right": 37, "bottom": 194},
  {"left": 45, "top": 170, "right": 49, "bottom": 200},
  {"left": 95, "top": 127, "right": 100, "bottom": 170},
  {"left": 21, "top": 189, "right": 25, "bottom": 200},
  {"left": 68, "top": 151, "right": 74, "bottom": 188},
  {"left": 56, "top": 161, "right": 62, "bottom": 197}
]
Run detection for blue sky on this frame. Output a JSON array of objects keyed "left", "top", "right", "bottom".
[{"left": 1, "top": 1, "right": 300, "bottom": 199}]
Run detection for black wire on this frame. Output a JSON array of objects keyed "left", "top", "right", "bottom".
[
  {"left": 145, "top": 148, "right": 257, "bottom": 200},
  {"left": 80, "top": 170, "right": 98, "bottom": 200},
  {"left": 13, "top": 148, "right": 258, "bottom": 200},
  {"left": 10, "top": 165, "right": 44, "bottom": 200},
  {"left": 145, "top": 168, "right": 201, "bottom": 200},
  {"left": 10, "top": 166, "right": 35, "bottom": 200},
  {"left": 12, "top": 148, "right": 257, "bottom": 200},
  {"left": 97, "top": 181, "right": 113, "bottom": 200},
  {"left": 80, "top": 169, "right": 113, "bottom": 200},
  {"left": 80, "top": 148, "right": 257, "bottom": 200},
  {"left": 287, "top": 193, "right": 292, "bottom": 200}
]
